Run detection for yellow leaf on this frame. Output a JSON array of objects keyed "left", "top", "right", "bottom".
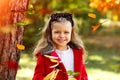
[
  {"left": 44, "top": 69, "right": 55, "bottom": 80},
  {"left": 44, "top": 55, "right": 58, "bottom": 59},
  {"left": 68, "top": 78, "right": 77, "bottom": 80},
  {"left": 16, "top": 44, "right": 25, "bottom": 50},
  {"left": 88, "top": 13, "right": 96, "bottom": 18},
  {"left": 50, "top": 69, "right": 59, "bottom": 80},
  {"left": 50, "top": 62, "right": 59, "bottom": 68},
  {"left": 44, "top": 69, "right": 60, "bottom": 80},
  {"left": 22, "top": 17, "right": 33, "bottom": 25},
  {"left": 50, "top": 59, "right": 58, "bottom": 63}
]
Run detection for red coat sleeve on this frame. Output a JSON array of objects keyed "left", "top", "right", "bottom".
[
  {"left": 73, "top": 48, "right": 88, "bottom": 80},
  {"left": 81, "top": 48, "right": 88, "bottom": 80},
  {"left": 32, "top": 54, "right": 45, "bottom": 80},
  {"left": 81, "top": 64, "right": 88, "bottom": 80}
]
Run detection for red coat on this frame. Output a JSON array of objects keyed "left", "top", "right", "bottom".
[{"left": 32, "top": 48, "right": 88, "bottom": 80}]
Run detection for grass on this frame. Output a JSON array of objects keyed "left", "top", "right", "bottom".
[
  {"left": 16, "top": 54, "right": 36, "bottom": 80},
  {"left": 84, "top": 34, "right": 120, "bottom": 80},
  {"left": 16, "top": 35, "right": 120, "bottom": 80},
  {"left": 86, "top": 48, "right": 120, "bottom": 80}
]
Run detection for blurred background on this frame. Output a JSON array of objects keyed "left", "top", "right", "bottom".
[{"left": 16, "top": 0, "right": 120, "bottom": 80}]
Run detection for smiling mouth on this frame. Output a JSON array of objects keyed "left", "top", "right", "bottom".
[{"left": 57, "top": 39, "right": 66, "bottom": 43}]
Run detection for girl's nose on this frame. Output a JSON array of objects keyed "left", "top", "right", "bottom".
[{"left": 59, "top": 33, "right": 64, "bottom": 37}]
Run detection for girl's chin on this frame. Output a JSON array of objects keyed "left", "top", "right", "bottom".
[{"left": 55, "top": 45, "right": 68, "bottom": 50}]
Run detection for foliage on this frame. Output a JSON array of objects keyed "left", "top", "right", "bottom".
[{"left": 89, "top": 0, "right": 120, "bottom": 20}]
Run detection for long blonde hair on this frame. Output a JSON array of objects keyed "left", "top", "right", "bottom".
[{"left": 34, "top": 13, "right": 87, "bottom": 61}]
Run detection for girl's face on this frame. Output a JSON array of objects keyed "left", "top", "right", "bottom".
[{"left": 51, "top": 21, "right": 72, "bottom": 50}]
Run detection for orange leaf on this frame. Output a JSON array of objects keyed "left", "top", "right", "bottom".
[
  {"left": 91, "top": 20, "right": 108, "bottom": 32},
  {"left": 91, "top": 23, "right": 101, "bottom": 32},
  {"left": 88, "top": 13, "right": 96, "bottom": 18},
  {"left": 39, "top": 9, "right": 52, "bottom": 14},
  {"left": 16, "top": 44, "right": 25, "bottom": 50}
]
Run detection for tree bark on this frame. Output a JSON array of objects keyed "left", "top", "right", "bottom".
[{"left": 0, "top": 0, "right": 29, "bottom": 80}]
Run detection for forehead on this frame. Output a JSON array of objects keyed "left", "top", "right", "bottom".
[{"left": 51, "top": 21, "right": 72, "bottom": 31}]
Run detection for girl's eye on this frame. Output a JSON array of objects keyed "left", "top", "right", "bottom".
[
  {"left": 64, "top": 31, "right": 69, "bottom": 34},
  {"left": 54, "top": 31, "right": 70, "bottom": 34},
  {"left": 54, "top": 31, "right": 60, "bottom": 33}
]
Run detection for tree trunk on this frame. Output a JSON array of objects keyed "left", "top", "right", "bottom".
[{"left": 0, "top": 0, "right": 29, "bottom": 80}]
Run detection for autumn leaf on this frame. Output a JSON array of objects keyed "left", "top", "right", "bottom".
[
  {"left": 68, "top": 78, "right": 77, "bottom": 80},
  {"left": 50, "top": 69, "right": 59, "bottom": 80},
  {"left": 91, "top": 23, "right": 101, "bottom": 32},
  {"left": 67, "top": 70, "right": 80, "bottom": 77},
  {"left": 7, "top": 60, "right": 20, "bottom": 70},
  {"left": 91, "top": 20, "right": 108, "bottom": 32},
  {"left": 16, "top": 44, "right": 25, "bottom": 50},
  {"left": 72, "top": 72, "right": 80, "bottom": 76},
  {"left": 28, "top": 4, "right": 34, "bottom": 10},
  {"left": 15, "top": 18, "right": 32, "bottom": 26},
  {"left": 50, "top": 59, "right": 59, "bottom": 63},
  {"left": 27, "top": 10, "right": 34, "bottom": 15},
  {"left": 44, "top": 55, "right": 58, "bottom": 59},
  {"left": 39, "top": 9, "right": 52, "bottom": 14},
  {"left": 22, "top": 17, "right": 33, "bottom": 25},
  {"left": 44, "top": 55, "right": 60, "bottom": 68},
  {"left": 44, "top": 68, "right": 60, "bottom": 80},
  {"left": 15, "top": 22, "right": 26, "bottom": 26},
  {"left": 50, "top": 62, "right": 59, "bottom": 68},
  {"left": 88, "top": 13, "right": 96, "bottom": 18},
  {"left": 67, "top": 70, "right": 73, "bottom": 75},
  {"left": 27, "top": 4, "right": 35, "bottom": 15}
]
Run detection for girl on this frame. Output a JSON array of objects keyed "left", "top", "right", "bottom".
[{"left": 32, "top": 12, "right": 88, "bottom": 80}]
